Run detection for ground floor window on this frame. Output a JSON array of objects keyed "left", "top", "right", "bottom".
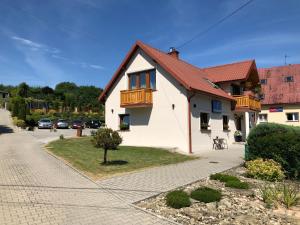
[
  {"left": 286, "top": 112, "right": 299, "bottom": 122},
  {"left": 258, "top": 114, "right": 268, "bottom": 122},
  {"left": 119, "top": 114, "right": 130, "bottom": 130},
  {"left": 223, "top": 115, "right": 229, "bottom": 131},
  {"left": 200, "top": 112, "right": 210, "bottom": 130}
]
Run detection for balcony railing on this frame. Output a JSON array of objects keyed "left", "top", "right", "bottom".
[
  {"left": 233, "top": 95, "right": 261, "bottom": 111},
  {"left": 120, "top": 88, "right": 153, "bottom": 108}
]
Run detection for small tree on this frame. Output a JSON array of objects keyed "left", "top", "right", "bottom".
[{"left": 92, "top": 128, "right": 122, "bottom": 164}]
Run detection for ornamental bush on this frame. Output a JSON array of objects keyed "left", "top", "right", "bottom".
[
  {"left": 225, "top": 180, "right": 249, "bottom": 189},
  {"left": 247, "top": 123, "right": 300, "bottom": 179},
  {"left": 190, "top": 187, "right": 222, "bottom": 203},
  {"left": 210, "top": 173, "right": 240, "bottom": 183},
  {"left": 166, "top": 190, "right": 191, "bottom": 209},
  {"left": 246, "top": 158, "right": 285, "bottom": 182}
]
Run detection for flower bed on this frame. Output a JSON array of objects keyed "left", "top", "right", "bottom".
[{"left": 136, "top": 166, "right": 299, "bottom": 225}]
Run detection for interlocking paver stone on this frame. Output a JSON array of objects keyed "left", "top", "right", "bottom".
[{"left": 0, "top": 109, "right": 243, "bottom": 224}]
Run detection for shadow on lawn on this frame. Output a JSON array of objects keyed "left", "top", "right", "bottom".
[{"left": 101, "top": 160, "right": 128, "bottom": 166}]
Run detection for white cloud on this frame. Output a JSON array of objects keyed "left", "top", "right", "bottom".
[
  {"left": 89, "top": 64, "right": 104, "bottom": 70},
  {"left": 11, "top": 36, "right": 60, "bottom": 54}
]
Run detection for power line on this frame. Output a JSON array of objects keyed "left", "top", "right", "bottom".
[{"left": 176, "top": 0, "right": 255, "bottom": 50}]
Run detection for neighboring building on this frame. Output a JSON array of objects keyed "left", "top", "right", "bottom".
[
  {"left": 0, "top": 90, "right": 9, "bottom": 109},
  {"left": 99, "top": 41, "right": 261, "bottom": 154},
  {"left": 258, "top": 64, "right": 300, "bottom": 126}
]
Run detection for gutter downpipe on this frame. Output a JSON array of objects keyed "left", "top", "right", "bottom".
[{"left": 187, "top": 91, "right": 195, "bottom": 154}]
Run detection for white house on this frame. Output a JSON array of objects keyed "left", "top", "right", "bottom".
[{"left": 99, "top": 41, "right": 261, "bottom": 154}]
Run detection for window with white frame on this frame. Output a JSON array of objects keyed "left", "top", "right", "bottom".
[
  {"left": 200, "top": 112, "right": 210, "bottom": 130},
  {"left": 286, "top": 112, "right": 299, "bottom": 122},
  {"left": 258, "top": 114, "right": 268, "bottom": 122}
]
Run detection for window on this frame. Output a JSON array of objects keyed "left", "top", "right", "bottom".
[
  {"left": 119, "top": 114, "right": 130, "bottom": 130},
  {"left": 260, "top": 79, "right": 267, "bottom": 85},
  {"left": 231, "top": 84, "right": 242, "bottom": 95},
  {"left": 284, "top": 76, "right": 294, "bottom": 82},
  {"left": 286, "top": 112, "right": 299, "bottom": 122},
  {"left": 128, "top": 70, "right": 156, "bottom": 90},
  {"left": 200, "top": 113, "right": 210, "bottom": 130},
  {"left": 223, "top": 115, "right": 229, "bottom": 130},
  {"left": 140, "top": 72, "right": 147, "bottom": 88},
  {"left": 258, "top": 114, "right": 268, "bottom": 122},
  {"left": 129, "top": 74, "right": 137, "bottom": 89},
  {"left": 150, "top": 70, "right": 156, "bottom": 89}
]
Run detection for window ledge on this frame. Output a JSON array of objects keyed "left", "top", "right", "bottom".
[
  {"left": 286, "top": 120, "right": 299, "bottom": 122},
  {"left": 201, "top": 129, "right": 211, "bottom": 133}
]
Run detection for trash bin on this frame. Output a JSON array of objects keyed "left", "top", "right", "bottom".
[
  {"left": 244, "top": 144, "right": 249, "bottom": 161},
  {"left": 76, "top": 127, "right": 82, "bottom": 137}
]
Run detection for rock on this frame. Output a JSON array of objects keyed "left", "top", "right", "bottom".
[{"left": 218, "top": 199, "right": 232, "bottom": 208}]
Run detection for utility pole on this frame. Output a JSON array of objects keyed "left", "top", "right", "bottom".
[{"left": 284, "top": 54, "right": 290, "bottom": 65}]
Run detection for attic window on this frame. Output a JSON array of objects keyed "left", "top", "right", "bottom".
[
  {"left": 284, "top": 76, "right": 294, "bottom": 82},
  {"left": 204, "top": 78, "right": 219, "bottom": 89},
  {"left": 260, "top": 79, "right": 267, "bottom": 85}
]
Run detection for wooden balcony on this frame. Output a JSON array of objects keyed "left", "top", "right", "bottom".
[
  {"left": 233, "top": 95, "right": 261, "bottom": 111},
  {"left": 120, "top": 88, "right": 153, "bottom": 108}
]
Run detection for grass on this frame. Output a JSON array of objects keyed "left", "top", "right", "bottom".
[
  {"left": 46, "top": 137, "right": 196, "bottom": 179},
  {"left": 225, "top": 180, "right": 250, "bottom": 189},
  {"left": 210, "top": 173, "right": 240, "bottom": 182}
]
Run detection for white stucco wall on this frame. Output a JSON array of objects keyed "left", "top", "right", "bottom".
[
  {"left": 190, "top": 93, "right": 236, "bottom": 154},
  {"left": 104, "top": 49, "right": 189, "bottom": 153}
]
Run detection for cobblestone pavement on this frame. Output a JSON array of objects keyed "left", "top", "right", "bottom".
[
  {"left": 0, "top": 109, "right": 244, "bottom": 224},
  {"left": 97, "top": 144, "right": 244, "bottom": 203},
  {"left": 0, "top": 109, "right": 172, "bottom": 225}
]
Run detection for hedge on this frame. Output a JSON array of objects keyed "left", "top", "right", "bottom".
[{"left": 247, "top": 123, "right": 300, "bottom": 179}]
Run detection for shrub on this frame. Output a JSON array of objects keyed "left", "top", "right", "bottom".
[
  {"left": 166, "top": 190, "right": 191, "bottom": 209},
  {"left": 59, "top": 134, "right": 64, "bottom": 140},
  {"left": 15, "top": 119, "right": 26, "bottom": 128},
  {"left": 225, "top": 180, "right": 249, "bottom": 189},
  {"left": 246, "top": 158, "right": 285, "bottom": 182},
  {"left": 190, "top": 187, "right": 222, "bottom": 203},
  {"left": 247, "top": 123, "right": 300, "bottom": 179},
  {"left": 91, "top": 128, "right": 122, "bottom": 164},
  {"left": 210, "top": 173, "right": 240, "bottom": 183}
]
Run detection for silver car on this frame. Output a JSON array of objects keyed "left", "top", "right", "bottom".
[
  {"left": 56, "top": 119, "right": 69, "bottom": 129},
  {"left": 38, "top": 118, "right": 53, "bottom": 129}
]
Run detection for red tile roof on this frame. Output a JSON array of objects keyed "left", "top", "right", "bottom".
[
  {"left": 99, "top": 41, "right": 256, "bottom": 102},
  {"left": 202, "top": 60, "right": 255, "bottom": 82},
  {"left": 258, "top": 64, "right": 300, "bottom": 105}
]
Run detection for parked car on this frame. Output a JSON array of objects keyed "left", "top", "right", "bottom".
[
  {"left": 55, "top": 119, "right": 69, "bottom": 129},
  {"left": 71, "top": 120, "right": 84, "bottom": 129},
  {"left": 38, "top": 118, "right": 53, "bottom": 129},
  {"left": 85, "top": 120, "right": 101, "bottom": 129}
]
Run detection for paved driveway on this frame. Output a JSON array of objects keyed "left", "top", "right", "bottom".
[{"left": 0, "top": 109, "right": 244, "bottom": 225}]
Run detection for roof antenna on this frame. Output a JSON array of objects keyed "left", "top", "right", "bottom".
[{"left": 284, "top": 54, "right": 290, "bottom": 65}]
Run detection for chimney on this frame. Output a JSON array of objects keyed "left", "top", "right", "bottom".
[{"left": 168, "top": 47, "right": 179, "bottom": 59}]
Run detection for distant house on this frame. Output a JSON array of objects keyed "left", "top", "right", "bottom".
[
  {"left": 99, "top": 41, "right": 261, "bottom": 154},
  {"left": 0, "top": 90, "right": 9, "bottom": 109},
  {"left": 258, "top": 64, "right": 300, "bottom": 125}
]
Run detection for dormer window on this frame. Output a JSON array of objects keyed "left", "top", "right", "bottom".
[
  {"left": 260, "top": 79, "right": 267, "bottom": 85},
  {"left": 284, "top": 76, "right": 294, "bottom": 82}
]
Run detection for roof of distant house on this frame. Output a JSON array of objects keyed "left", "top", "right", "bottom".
[
  {"left": 258, "top": 64, "right": 300, "bottom": 105},
  {"left": 99, "top": 41, "right": 257, "bottom": 102}
]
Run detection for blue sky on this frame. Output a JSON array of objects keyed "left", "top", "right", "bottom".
[{"left": 0, "top": 0, "right": 299, "bottom": 88}]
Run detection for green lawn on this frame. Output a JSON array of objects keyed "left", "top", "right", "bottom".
[{"left": 46, "top": 137, "right": 197, "bottom": 179}]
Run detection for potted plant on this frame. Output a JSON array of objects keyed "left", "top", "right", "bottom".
[{"left": 234, "top": 130, "right": 243, "bottom": 142}]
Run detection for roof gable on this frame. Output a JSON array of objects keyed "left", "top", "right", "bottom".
[{"left": 202, "top": 60, "right": 256, "bottom": 83}]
